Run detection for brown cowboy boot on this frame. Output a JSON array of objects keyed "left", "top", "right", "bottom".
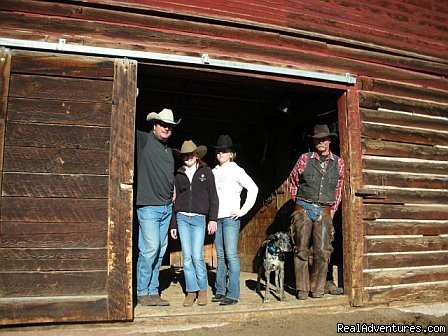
[
  {"left": 150, "top": 294, "right": 170, "bottom": 306},
  {"left": 183, "top": 292, "right": 196, "bottom": 307},
  {"left": 325, "top": 280, "right": 344, "bottom": 295},
  {"left": 197, "top": 290, "right": 207, "bottom": 306}
]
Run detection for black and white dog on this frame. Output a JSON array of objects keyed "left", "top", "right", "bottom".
[{"left": 256, "top": 231, "right": 292, "bottom": 303}]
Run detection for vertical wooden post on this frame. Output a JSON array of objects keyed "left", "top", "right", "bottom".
[
  {"left": 0, "top": 47, "right": 11, "bottom": 217},
  {"left": 107, "top": 58, "right": 137, "bottom": 320},
  {"left": 338, "top": 88, "right": 364, "bottom": 306}
]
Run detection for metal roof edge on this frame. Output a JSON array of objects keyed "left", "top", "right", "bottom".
[{"left": 0, "top": 37, "right": 356, "bottom": 85}]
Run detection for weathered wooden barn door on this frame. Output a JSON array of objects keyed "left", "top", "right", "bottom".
[
  {"left": 0, "top": 48, "right": 136, "bottom": 325},
  {"left": 357, "top": 78, "right": 448, "bottom": 305}
]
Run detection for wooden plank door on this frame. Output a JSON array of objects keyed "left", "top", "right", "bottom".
[{"left": 0, "top": 49, "right": 137, "bottom": 325}]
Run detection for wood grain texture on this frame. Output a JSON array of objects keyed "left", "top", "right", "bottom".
[
  {"left": 338, "top": 89, "right": 364, "bottom": 306},
  {"left": 2, "top": 173, "right": 108, "bottom": 198},
  {"left": 0, "top": 247, "right": 107, "bottom": 271},
  {"left": 105, "top": 58, "right": 137, "bottom": 321},
  {"left": 0, "top": 271, "right": 107, "bottom": 297},
  {"left": 364, "top": 266, "right": 448, "bottom": 287},
  {"left": 3, "top": 146, "right": 110, "bottom": 174},
  {"left": 1, "top": 197, "right": 108, "bottom": 222},
  {"left": 361, "top": 139, "right": 448, "bottom": 161},
  {"left": 10, "top": 49, "right": 114, "bottom": 78},
  {"left": 365, "top": 220, "right": 448, "bottom": 236},
  {"left": 365, "top": 251, "right": 448, "bottom": 269},
  {"left": 1, "top": 0, "right": 447, "bottom": 91},
  {"left": 5, "top": 122, "right": 111, "bottom": 150},
  {"left": 9, "top": 74, "right": 113, "bottom": 102},
  {"left": 364, "top": 282, "right": 448, "bottom": 305},
  {"left": 0, "top": 221, "right": 107, "bottom": 248},
  {"left": 0, "top": 296, "right": 108, "bottom": 325},
  {"left": 363, "top": 204, "right": 448, "bottom": 221},
  {"left": 365, "top": 236, "right": 448, "bottom": 253},
  {"left": 7, "top": 97, "right": 112, "bottom": 126}
]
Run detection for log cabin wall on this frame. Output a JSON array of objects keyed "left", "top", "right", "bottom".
[
  {"left": 359, "top": 80, "right": 448, "bottom": 305},
  {"left": 0, "top": 0, "right": 447, "bottom": 311}
]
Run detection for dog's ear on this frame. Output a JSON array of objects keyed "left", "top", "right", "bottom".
[{"left": 261, "top": 239, "right": 270, "bottom": 248}]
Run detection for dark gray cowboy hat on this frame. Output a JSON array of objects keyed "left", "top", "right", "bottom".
[
  {"left": 309, "top": 124, "right": 337, "bottom": 139},
  {"left": 213, "top": 134, "right": 237, "bottom": 151},
  {"left": 146, "top": 108, "right": 181, "bottom": 125}
]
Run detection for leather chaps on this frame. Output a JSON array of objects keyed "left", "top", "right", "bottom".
[{"left": 290, "top": 204, "right": 334, "bottom": 295}]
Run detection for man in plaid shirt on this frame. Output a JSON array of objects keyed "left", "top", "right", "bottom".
[{"left": 289, "top": 124, "right": 345, "bottom": 300}]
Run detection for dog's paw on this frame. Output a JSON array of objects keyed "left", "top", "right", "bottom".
[{"left": 262, "top": 298, "right": 270, "bottom": 303}]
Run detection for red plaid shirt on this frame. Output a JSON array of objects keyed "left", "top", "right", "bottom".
[{"left": 289, "top": 152, "right": 345, "bottom": 211}]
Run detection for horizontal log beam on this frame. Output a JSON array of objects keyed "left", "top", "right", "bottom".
[
  {"left": 364, "top": 281, "right": 448, "bottom": 304},
  {"left": 362, "top": 122, "right": 448, "bottom": 146},
  {"left": 363, "top": 204, "right": 448, "bottom": 220},
  {"left": 365, "top": 220, "right": 448, "bottom": 236},
  {"left": 363, "top": 156, "right": 448, "bottom": 175},
  {"left": 361, "top": 139, "right": 448, "bottom": 161},
  {"left": 364, "top": 266, "right": 448, "bottom": 287},
  {"left": 365, "top": 251, "right": 448, "bottom": 269},
  {"left": 365, "top": 236, "right": 448, "bottom": 253},
  {"left": 359, "top": 91, "right": 448, "bottom": 118},
  {"left": 361, "top": 108, "right": 448, "bottom": 132}
]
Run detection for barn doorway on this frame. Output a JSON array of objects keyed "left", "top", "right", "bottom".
[{"left": 134, "top": 63, "right": 345, "bottom": 296}]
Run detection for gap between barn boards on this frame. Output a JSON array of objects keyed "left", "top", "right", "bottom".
[{"left": 134, "top": 267, "right": 349, "bottom": 325}]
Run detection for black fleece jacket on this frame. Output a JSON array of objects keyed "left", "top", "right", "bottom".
[{"left": 170, "top": 163, "right": 219, "bottom": 229}]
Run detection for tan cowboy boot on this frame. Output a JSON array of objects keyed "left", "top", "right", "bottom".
[
  {"left": 183, "top": 292, "right": 196, "bottom": 307},
  {"left": 197, "top": 290, "right": 207, "bottom": 306}
]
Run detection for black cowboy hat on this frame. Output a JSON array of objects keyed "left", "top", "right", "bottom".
[
  {"left": 213, "top": 134, "right": 236, "bottom": 151},
  {"left": 309, "top": 124, "right": 337, "bottom": 139}
]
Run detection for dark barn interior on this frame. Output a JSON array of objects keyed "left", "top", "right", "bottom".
[
  {"left": 136, "top": 64, "right": 343, "bottom": 199},
  {"left": 134, "top": 63, "right": 345, "bottom": 284}
]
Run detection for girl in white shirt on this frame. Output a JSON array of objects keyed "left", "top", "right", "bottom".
[{"left": 211, "top": 135, "right": 258, "bottom": 305}]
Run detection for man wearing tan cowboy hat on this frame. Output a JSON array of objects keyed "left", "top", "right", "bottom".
[
  {"left": 288, "top": 124, "right": 345, "bottom": 300},
  {"left": 169, "top": 140, "right": 219, "bottom": 307},
  {"left": 135, "top": 108, "right": 180, "bottom": 306}
]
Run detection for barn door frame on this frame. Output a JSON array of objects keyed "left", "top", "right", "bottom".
[
  {"left": 107, "top": 58, "right": 137, "bottom": 320},
  {"left": 338, "top": 88, "right": 364, "bottom": 307}
]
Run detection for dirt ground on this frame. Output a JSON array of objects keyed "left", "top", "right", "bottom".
[
  {"left": 2, "top": 269, "right": 447, "bottom": 336},
  {"left": 144, "top": 306, "right": 448, "bottom": 336},
  {"left": 2, "top": 304, "right": 447, "bottom": 336}
]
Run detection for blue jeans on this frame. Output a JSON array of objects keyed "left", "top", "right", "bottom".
[
  {"left": 177, "top": 213, "right": 208, "bottom": 292},
  {"left": 136, "top": 204, "right": 172, "bottom": 296},
  {"left": 214, "top": 217, "right": 241, "bottom": 300},
  {"left": 296, "top": 200, "right": 322, "bottom": 221}
]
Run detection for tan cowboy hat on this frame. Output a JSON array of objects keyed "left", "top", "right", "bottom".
[
  {"left": 309, "top": 124, "right": 337, "bottom": 138},
  {"left": 174, "top": 140, "right": 207, "bottom": 159},
  {"left": 146, "top": 108, "right": 181, "bottom": 125}
]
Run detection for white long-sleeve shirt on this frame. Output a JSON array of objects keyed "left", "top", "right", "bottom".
[{"left": 212, "top": 161, "right": 258, "bottom": 219}]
